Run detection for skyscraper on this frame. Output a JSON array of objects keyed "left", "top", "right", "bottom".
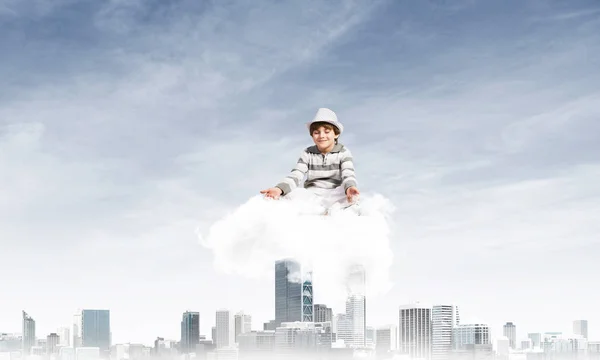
[
  {"left": 573, "top": 320, "right": 588, "bottom": 339},
  {"left": 345, "top": 294, "right": 366, "bottom": 348},
  {"left": 314, "top": 304, "right": 333, "bottom": 323},
  {"left": 399, "top": 303, "right": 432, "bottom": 359},
  {"left": 503, "top": 322, "right": 516, "bottom": 349},
  {"left": 180, "top": 311, "right": 200, "bottom": 353},
  {"left": 22, "top": 311, "right": 36, "bottom": 355},
  {"left": 345, "top": 264, "right": 367, "bottom": 348},
  {"left": 302, "top": 273, "right": 314, "bottom": 323},
  {"left": 216, "top": 309, "right": 235, "bottom": 349},
  {"left": 234, "top": 312, "right": 252, "bottom": 343},
  {"left": 81, "top": 309, "right": 111, "bottom": 356},
  {"left": 432, "top": 305, "right": 460, "bottom": 360},
  {"left": 274, "top": 259, "right": 313, "bottom": 326}
]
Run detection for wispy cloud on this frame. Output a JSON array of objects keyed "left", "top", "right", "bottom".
[{"left": 531, "top": 6, "right": 600, "bottom": 22}]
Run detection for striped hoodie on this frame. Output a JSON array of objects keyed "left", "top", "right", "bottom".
[{"left": 275, "top": 143, "right": 357, "bottom": 196}]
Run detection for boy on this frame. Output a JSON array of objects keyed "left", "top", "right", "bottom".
[{"left": 260, "top": 108, "right": 360, "bottom": 212}]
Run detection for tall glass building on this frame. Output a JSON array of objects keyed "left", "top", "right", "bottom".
[
  {"left": 81, "top": 309, "right": 111, "bottom": 356},
  {"left": 180, "top": 311, "right": 200, "bottom": 353},
  {"left": 275, "top": 259, "right": 313, "bottom": 326},
  {"left": 22, "top": 311, "right": 36, "bottom": 355},
  {"left": 345, "top": 264, "right": 366, "bottom": 348}
]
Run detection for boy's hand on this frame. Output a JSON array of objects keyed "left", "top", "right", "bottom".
[
  {"left": 260, "top": 187, "right": 283, "bottom": 199},
  {"left": 346, "top": 186, "right": 360, "bottom": 203}
]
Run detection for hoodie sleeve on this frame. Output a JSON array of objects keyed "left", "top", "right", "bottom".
[
  {"left": 275, "top": 149, "right": 310, "bottom": 196},
  {"left": 340, "top": 147, "right": 357, "bottom": 191}
]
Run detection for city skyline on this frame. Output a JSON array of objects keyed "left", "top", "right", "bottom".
[
  {"left": 6, "top": 259, "right": 595, "bottom": 348},
  {"left": 2, "top": 0, "right": 599, "bottom": 348},
  {"left": 2, "top": 285, "right": 598, "bottom": 345},
  {"left": 7, "top": 308, "right": 594, "bottom": 351},
  {"left": 8, "top": 312, "right": 592, "bottom": 346},
  {"left": 1, "top": 295, "right": 596, "bottom": 360}
]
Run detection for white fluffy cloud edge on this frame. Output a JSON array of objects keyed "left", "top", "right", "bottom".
[{"left": 197, "top": 190, "right": 396, "bottom": 310}]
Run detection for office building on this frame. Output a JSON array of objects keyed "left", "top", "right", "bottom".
[
  {"left": 376, "top": 325, "right": 398, "bottom": 354},
  {"left": 345, "top": 264, "right": 367, "bottom": 348},
  {"left": 314, "top": 304, "right": 333, "bottom": 323},
  {"left": 453, "top": 324, "right": 490, "bottom": 348},
  {"left": 275, "top": 259, "right": 313, "bottom": 326},
  {"left": 345, "top": 294, "right": 366, "bottom": 348},
  {"left": 22, "top": 311, "right": 36, "bottom": 355},
  {"left": 503, "top": 322, "right": 516, "bottom": 349},
  {"left": 432, "top": 305, "right": 460, "bottom": 360},
  {"left": 399, "top": 303, "right": 432, "bottom": 359},
  {"left": 234, "top": 312, "right": 252, "bottom": 343},
  {"left": 81, "top": 309, "right": 111, "bottom": 356},
  {"left": 452, "top": 324, "right": 493, "bottom": 359},
  {"left": 216, "top": 309, "right": 235, "bottom": 349},
  {"left": 46, "top": 333, "right": 60, "bottom": 354},
  {"left": 180, "top": 311, "right": 200, "bottom": 353}
]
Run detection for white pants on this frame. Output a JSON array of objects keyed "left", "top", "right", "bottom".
[{"left": 284, "top": 186, "right": 357, "bottom": 214}]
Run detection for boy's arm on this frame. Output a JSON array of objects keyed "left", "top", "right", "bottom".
[
  {"left": 275, "top": 150, "right": 310, "bottom": 196},
  {"left": 340, "top": 147, "right": 358, "bottom": 192}
]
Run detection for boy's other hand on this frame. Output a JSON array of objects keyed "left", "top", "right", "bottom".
[
  {"left": 346, "top": 186, "right": 360, "bottom": 203},
  {"left": 260, "top": 187, "right": 283, "bottom": 199}
]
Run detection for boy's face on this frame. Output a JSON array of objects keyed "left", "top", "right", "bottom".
[{"left": 311, "top": 125, "right": 339, "bottom": 151}]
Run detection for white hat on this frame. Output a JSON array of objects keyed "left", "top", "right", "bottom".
[{"left": 306, "top": 108, "right": 344, "bottom": 134}]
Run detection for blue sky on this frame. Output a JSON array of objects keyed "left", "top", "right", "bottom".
[{"left": 1, "top": 0, "right": 599, "bottom": 345}]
